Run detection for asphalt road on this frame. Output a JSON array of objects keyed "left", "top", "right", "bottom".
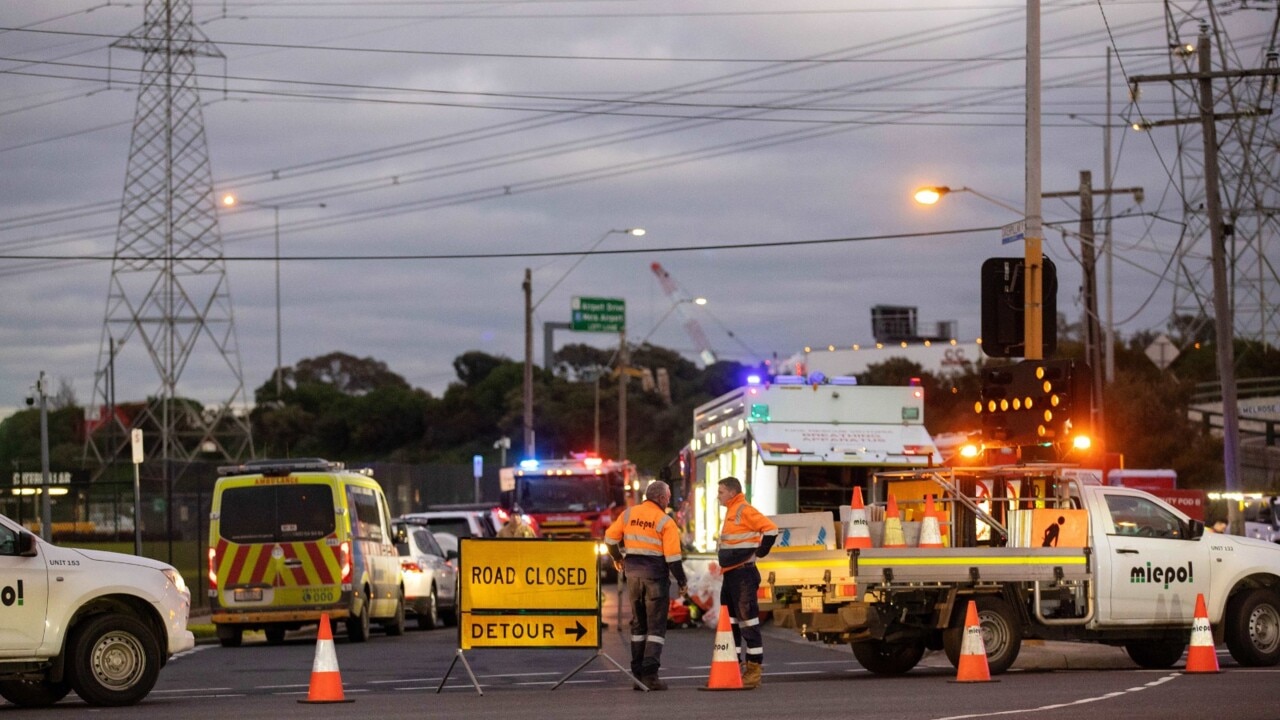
[{"left": 2, "top": 594, "right": 1271, "bottom": 719}]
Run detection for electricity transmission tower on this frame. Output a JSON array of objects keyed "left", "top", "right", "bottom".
[
  {"left": 1156, "top": 1, "right": 1280, "bottom": 347},
  {"left": 85, "top": 0, "right": 253, "bottom": 472}
]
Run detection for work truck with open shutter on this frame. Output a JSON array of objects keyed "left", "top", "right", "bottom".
[{"left": 757, "top": 465, "right": 1280, "bottom": 675}]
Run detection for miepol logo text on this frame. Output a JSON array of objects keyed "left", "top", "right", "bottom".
[
  {"left": 1130, "top": 562, "right": 1194, "bottom": 589},
  {"left": 1, "top": 580, "right": 23, "bottom": 607}
]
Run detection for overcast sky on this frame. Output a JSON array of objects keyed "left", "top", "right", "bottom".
[{"left": 1, "top": 0, "right": 1273, "bottom": 419}]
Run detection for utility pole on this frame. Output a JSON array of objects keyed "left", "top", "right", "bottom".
[
  {"left": 523, "top": 269, "right": 534, "bottom": 458},
  {"left": 34, "top": 372, "right": 52, "bottom": 542},
  {"left": 618, "top": 330, "right": 628, "bottom": 462},
  {"left": 1023, "top": 0, "right": 1044, "bottom": 361},
  {"left": 1131, "top": 29, "right": 1280, "bottom": 534}
]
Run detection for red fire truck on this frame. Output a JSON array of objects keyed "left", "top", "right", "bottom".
[{"left": 500, "top": 455, "right": 636, "bottom": 575}]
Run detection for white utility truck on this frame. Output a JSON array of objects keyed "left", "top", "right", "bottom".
[
  {"left": 684, "top": 376, "right": 941, "bottom": 553},
  {"left": 0, "top": 513, "right": 194, "bottom": 707},
  {"left": 758, "top": 465, "right": 1280, "bottom": 674}
]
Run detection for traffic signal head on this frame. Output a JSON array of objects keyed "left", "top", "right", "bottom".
[{"left": 975, "top": 359, "right": 1091, "bottom": 448}]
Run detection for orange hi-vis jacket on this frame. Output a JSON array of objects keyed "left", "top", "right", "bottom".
[
  {"left": 605, "top": 500, "right": 687, "bottom": 582},
  {"left": 717, "top": 493, "right": 779, "bottom": 572}
]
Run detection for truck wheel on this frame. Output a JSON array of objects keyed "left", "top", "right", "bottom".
[
  {"left": 264, "top": 626, "right": 286, "bottom": 645},
  {"left": 347, "top": 592, "right": 372, "bottom": 642},
  {"left": 68, "top": 614, "right": 161, "bottom": 707},
  {"left": 850, "top": 639, "right": 925, "bottom": 675},
  {"left": 216, "top": 624, "right": 243, "bottom": 648},
  {"left": 943, "top": 596, "right": 1023, "bottom": 675},
  {"left": 383, "top": 591, "right": 406, "bottom": 636},
  {"left": 1225, "top": 587, "right": 1280, "bottom": 667},
  {"left": 0, "top": 678, "right": 71, "bottom": 707},
  {"left": 1124, "top": 638, "right": 1186, "bottom": 668}
]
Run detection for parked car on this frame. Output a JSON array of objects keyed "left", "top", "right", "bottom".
[
  {"left": 392, "top": 519, "right": 458, "bottom": 630},
  {"left": 400, "top": 504, "right": 539, "bottom": 540},
  {"left": 433, "top": 531, "right": 459, "bottom": 561}
]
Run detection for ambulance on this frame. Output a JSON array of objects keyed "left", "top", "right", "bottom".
[{"left": 208, "top": 459, "right": 404, "bottom": 646}]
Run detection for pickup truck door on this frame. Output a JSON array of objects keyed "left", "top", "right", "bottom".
[
  {"left": 1098, "top": 492, "right": 1210, "bottom": 622},
  {"left": 0, "top": 522, "right": 48, "bottom": 654}
]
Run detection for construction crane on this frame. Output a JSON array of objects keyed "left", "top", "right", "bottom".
[{"left": 650, "top": 262, "right": 717, "bottom": 366}]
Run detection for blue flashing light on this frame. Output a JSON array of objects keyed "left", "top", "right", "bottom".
[
  {"left": 772, "top": 375, "right": 805, "bottom": 385},
  {"left": 808, "top": 371, "right": 827, "bottom": 385},
  {"left": 830, "top": 376, "right": 859, "bottom": 386},
  {"left": 746, "top": 374, "right": 762, "bottom": 386},
  {"left": 519, "top": 458, "right": 540, "bottom": 470}
]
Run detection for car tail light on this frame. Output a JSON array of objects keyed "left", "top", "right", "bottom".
[{"left": 400, "top": 559, "right": 423, "bottom": 574}]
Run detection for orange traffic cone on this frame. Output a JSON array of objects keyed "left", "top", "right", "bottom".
[
  {"left": 701, "top": 605, "right": 746, "bottom": 691},
  {"left": 882, "top": 494, "right": 906, "bottom": 548},
  {"left": 953, "top": 601, "right": 992, "bottom": 683},
  {"left": 299, "top": 613, "right": 354, "bottom": 703},
  {"left": 918, "top": 494, "right": 944, "bottom": 549},
  {"left": 845, "top": 487, "right": 872, "bottom": 549},
  {"left": 1185, "top": 593, "right": 1219, "bottom": 674}
]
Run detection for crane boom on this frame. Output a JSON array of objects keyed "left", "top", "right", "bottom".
[{"left": 650, "top": 262, "right": 717, "bottom": 365}]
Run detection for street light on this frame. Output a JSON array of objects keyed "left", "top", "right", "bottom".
[
  {"left": 532, "top": 228, "right": 645, "bottom": 310},
  {"left": 912, "top": 185, "right": 1022, "bottom": 215},
  {"left": 220, "top": 194, "right": 325, "bottom": 400},
  {"left": 523, "top": 227, "right": 645, "bottom": 461}
]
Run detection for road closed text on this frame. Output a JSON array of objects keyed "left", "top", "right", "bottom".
[{"left": 470, "top": 565, "right": 590, "bottom": 586}]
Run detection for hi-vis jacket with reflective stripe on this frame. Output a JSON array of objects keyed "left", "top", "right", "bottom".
[
  {"left": 717, "top": 493, "right": 779, "bottom": 571},
  {"left": 605, "top": 500, "right": 688, "bottom": 583}
]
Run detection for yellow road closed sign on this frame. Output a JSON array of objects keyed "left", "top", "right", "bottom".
[
  {"left": 460, "top": 538, "right": 599, "bottom": 612},
  {"left": 460, "top": 613, "right": 600, "bottom": 649}
]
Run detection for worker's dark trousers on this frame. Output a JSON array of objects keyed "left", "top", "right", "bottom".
[
  {"left": 626, "top": 574, "right": 671, "bottom": 678},
  {"left": 720, "top": 564, "right": 764, "bottom": 665}
]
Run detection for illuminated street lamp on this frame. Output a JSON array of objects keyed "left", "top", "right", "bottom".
[
  {"left": 912, "top": 185, "right": 1021, "bottom": 214},
  {"left": 220, "top": 194, "right": 325, "bottom": 400},
  {"left": 523, "top": 227, "right": 646, "bottom": 460}
]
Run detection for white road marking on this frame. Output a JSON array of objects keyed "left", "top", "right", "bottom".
[{"left": 933, "top": 673, "right": 1181, "bottom": 720}]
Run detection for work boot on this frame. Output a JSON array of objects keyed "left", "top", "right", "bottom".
[
  {"left": 741, "top": 662, "right": 762, "bottom": 689},
  {"left": 641, "top": 674, "right": 668, "bottom": 691}
]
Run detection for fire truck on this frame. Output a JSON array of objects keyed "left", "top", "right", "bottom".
[{"left": 500, "top": 455, "right": 636, "bottom": 574}]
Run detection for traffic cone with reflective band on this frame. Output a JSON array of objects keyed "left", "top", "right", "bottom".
[
  {"left": 701, "top": 605, "right": 746, "bottom": 691},
  {"left": 881, "top": 494, "right": 906, "bottom": 548},
  {"left": 1185, "top": 593, "right": 1219, "bottom": 674},
  {"left": 918, "top": 494, "right": 944, "bottom": 548},
  {"left": 299, "top": 613, "right": 354, "bottom": 704},
  {"left": 953, "top": 601, "right": 992, "bottom": 683},
  {"left": 845, "top": 487, "right": 872, "bottom": 549}
]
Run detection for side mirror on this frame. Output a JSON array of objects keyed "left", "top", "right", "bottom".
[
  {"left": 17, "top": 531, "right": 38, "bottom": 557},
  {"left": 446, "top": 549, "right": 459, "bottom": 562},
  {"left": 1187, "top": 518, "right": 1205, "bottom": 540}
]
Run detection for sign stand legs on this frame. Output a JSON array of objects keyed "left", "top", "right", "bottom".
[
  {"left": 552, "top": 650, "right": 646, "bottom": 692},
  {"left": 436, "top": 649, "right": 484, "bottom": 696}
]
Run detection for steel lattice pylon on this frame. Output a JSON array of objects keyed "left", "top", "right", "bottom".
[
  {"left": 84, "top": 0, "right": 252, "bottom": 471},
  {"left": 1159, "top": 0, "right": 1280, "bottom": 347}
]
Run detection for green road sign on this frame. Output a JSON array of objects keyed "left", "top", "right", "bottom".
[{"left": 571, "top": 296, "right": 625, "bottom": 332}]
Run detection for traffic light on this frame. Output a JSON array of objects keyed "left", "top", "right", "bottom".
[
  {"left": 975, "top": 359, "right": 1091, "bottom": 447},
  {"left": 980, "top": 257, "right": 1058, "bottom": 358}
]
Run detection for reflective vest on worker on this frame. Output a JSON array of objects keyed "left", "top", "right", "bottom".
[
  {"left": 605, "top": 500, "right": 683, "bottom": 579},
  {"left": 717, "top": 492, "right": 779, "bottom": 571}
]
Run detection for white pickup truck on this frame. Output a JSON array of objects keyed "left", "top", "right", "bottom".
[
  {"left": 0, "top": 513, "right": 194, "bottom": 707},
  {"left": 758, "top": 466, "right": 1280, "bottom": 674}
]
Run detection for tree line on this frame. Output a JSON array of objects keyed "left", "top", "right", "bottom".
[{"left": 2, "top": 331, "right": 1277, "bottom": 490}]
